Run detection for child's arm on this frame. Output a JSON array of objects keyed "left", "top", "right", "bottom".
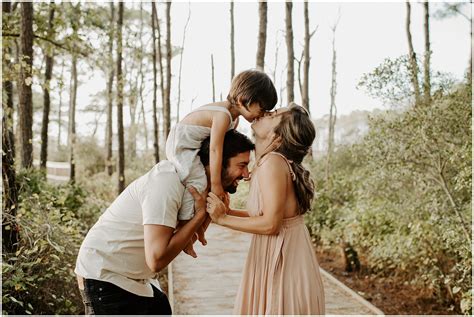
[{"left": 209, "top": 112, "right": 231, "bottom": 198}]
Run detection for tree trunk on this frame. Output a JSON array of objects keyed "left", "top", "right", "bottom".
[
  {"left": 423, "top": 1, "right": 431, "bottom": 105},
  {"left": 177, "top": 3, "right": 191, "bottom": 123},
  {"left": 106, "top": 2, "right": 115, "bottom": 176},
  {"left": 69, "top": 3, "right": 80, "bottom": 183},
  {"left": 285, "top": 1, "right": 295, "bottom": 104},
  {"left": 230, "top": 1, "right": 235, "bottom": 80},
  {"left": 18, "top": 2, "right": 34, "bottom": 169},
  {"left": 138, "top": 5, "right": 148, "bottom": 152},
  {"left": 117, "top": 2, "right": 125, "bottom": 193},
  {"left": 302, "top": 1, "right": 310, "bottom": 113},
  {"left": 405, "top": 1, "right": 421, "bottom": 105},
  {"left": 151, "top": 2, "right": 160, "bottom": 163},
  {"left": 256, "top": 1, "right": 267, "bottom": 70},
  {"left": 326, "top": 20, "right": 339, "bottom": 185},
  {"left": 2, "top": 1, "right": 19, "bottom": 254},
  {"left": 163, "top": 1, "right": 172, "bottom": 140},
  {"left": 211, "top": 54, "right": 216, "bottom": 102},
  {"left": 156, "top": 5, "right": 165, "bottom": 114},
  {"left": 69, "top": 53, "right": 77, "bottom": 183},
  {"left": 57, "top": 59, "right": 64, "bottom": 150},
  {"left": 40, "top": 2, "right": 55, "bottom": 171}
]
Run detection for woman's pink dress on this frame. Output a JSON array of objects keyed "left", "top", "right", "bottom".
[{"left": 233, "top": 153, "right": 325, "bottom": 315}]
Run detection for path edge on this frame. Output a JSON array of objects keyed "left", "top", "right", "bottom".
[
  {"left": 320, "top": 268, "right": 385, "bottom": 316},
  {"left": 168, "top": 261, "right": 175, "bottom": 314}
]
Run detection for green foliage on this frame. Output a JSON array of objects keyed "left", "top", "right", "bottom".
[
  {"left": 358, "top": 55, "right": 457, "bottom": 106},
  {"left": 306, "top": 83, "right": 472, "bottom": 314},
  {"left": 2, "top": 169, "right": 107, "bottom": 315}
]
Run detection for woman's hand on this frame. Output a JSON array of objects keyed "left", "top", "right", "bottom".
[{"left": 206, "top": 192, "right": 228, "bottom": 224}]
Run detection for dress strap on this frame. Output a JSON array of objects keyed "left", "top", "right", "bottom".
[
  {"left": 258, "top": 152, "right": 296, "bottom": 181},
  {"left": 192, "top": 105, "right": 234, "bottom": 129}
]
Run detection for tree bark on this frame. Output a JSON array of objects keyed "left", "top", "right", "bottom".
[
  {"left": 230, "top": 1, "right": 235, "bottom": 80},
  {"left": 423, "top": 1, "right": 431, "bottom": 105},
  {"left": 405, "top": 1, "right": 421, "bottom": 105},
  {"left": 69, "top": 53, "right": 77, "bottom": 183},
  {"left": 57, "top": 59, "right": 65, "bottom": 150},
  {"left": 40, "top": 2, "right": 55, "bottom": 171},
  {"left": 256, "top": 1, "right": 267, "bottom": 71},
  {"left": 117, "top": 2, "right": 125, "bottom": 193},
  {"left": 326, "top": 18, "right": 339, "bottom": 185},
  {"left": 211, "top": 54, "right": 216, "bottom": 102},
  {"left": 18, "top": 2, "right": 34, "bottom": 169},
  {"left": 151, "top": 2, "right": 160, "bottom": 163},
  {"left": 302, "top": 1, "right": 310, "bottom": 113},
  {"left": 105, "top": 2, "right": 115, "bottom": 176},
  {"left": 285, "top": 1, "right": 295, "bottom": 104},
  {"left": 2, "top": 1, "right": 19, "bottom": 254},
  {"left": 177, "top": 3, "right": 191, "bottom": 123},
  {"left": 163, "top": 1, "right": 172, "bottom": 140}
]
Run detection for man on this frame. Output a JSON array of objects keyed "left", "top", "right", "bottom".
[{"left": 75, "top": 130, "right": 254, "bottom": 315}]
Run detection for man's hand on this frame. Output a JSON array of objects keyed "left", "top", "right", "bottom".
[{"left": 188, "top": 186, "right": 208, "bottom": 215}]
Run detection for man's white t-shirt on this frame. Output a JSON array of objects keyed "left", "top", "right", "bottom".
[{"left": 75, "top": 161, "right": 184, "bottom": 297}]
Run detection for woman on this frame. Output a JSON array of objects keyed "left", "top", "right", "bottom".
[{"left": 206, "top": 104, "right": 325, "bottom": 315}]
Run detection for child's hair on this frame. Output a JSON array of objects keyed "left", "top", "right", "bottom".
[
  {"left": 227, "top": 69, "right": 278, "bottom": 112},
  {"left": 272, "top": 103, "right": 316, "bottom": 215}
]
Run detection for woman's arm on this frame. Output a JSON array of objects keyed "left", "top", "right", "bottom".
[
  {"left": 207, "top": 155, "right": 288, "bottom": 235},
  {"left": 227, "top": 208, "right": 250, "bottom": 217}
]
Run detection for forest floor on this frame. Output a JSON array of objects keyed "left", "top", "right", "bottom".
[{"left": 316, "top": 247, "right": 457, "bottom": 315}]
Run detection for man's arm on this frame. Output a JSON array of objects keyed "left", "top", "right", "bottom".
[{"left": 144, "top": 187, "right": 207, "bottom": 272}]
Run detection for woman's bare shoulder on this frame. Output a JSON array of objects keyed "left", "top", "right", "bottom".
[{"left": 258, "top": 153, "right": 291, "bottom": 177}]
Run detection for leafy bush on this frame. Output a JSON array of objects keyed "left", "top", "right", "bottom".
[
  {"left": 306, "top": 83, "right": 472, "bottom": 314},
  {"left": 2, "top": 169, "right": 107, "bottom": 315}
]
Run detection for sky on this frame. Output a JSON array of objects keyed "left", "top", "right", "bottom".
[{"left": 39, "top": 1, "right": 471, "bottom": 143}]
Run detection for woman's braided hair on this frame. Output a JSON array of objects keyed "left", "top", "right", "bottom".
[{"left": 273, "top": 103, "right": 316, "bottom": 214}]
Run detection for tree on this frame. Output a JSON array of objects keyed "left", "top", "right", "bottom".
[
  {"left": 433, "top": 3, "right": 471, "bottom": 82},
  {"left": 57, "top": 59, "right": 65, "bottom": 150},
  {"left": 40, "top": 1, "right": 56, "bottom": 171},
  {"left": 302, "top": 1, "right": 316, "bottom": 113},
  {"left": 230, "top": 1, "right": 235, "bottom": 80},
  {"left": 256, "top": 1, "right": 267, "bottom": 70},
  {"left": 423, "top": 1, "right": 431, "bottom": 105},
  {"left": 285, "top": 1, "right": 294, "bottom": 104},
  {"left": 163, "top": 1, "right": 172, "bottom": 140},
  {"left": 105, "top": 2, "right": 115, "bottom": 176},
  {"left": 151, "top": 2, "right": 160, "bottom": 163},
  {"left": 2, "top": 1, "right": 19, "bottom": 254},
  {"left": 405, "top": 1, "right": 421, "bottom": 105},
  {"left": 176, "top": 3, "right": 191, "bottom": 123},
  {"left": 18, "top": 2, "right": 34, "bottom": 169},
  {"left": 68, "top": 3, "right": 80, "bottom": 183},
  {"left": 211, "top": 54, "right": 216, "bottom": 102},
  {"left": 326, "top": 12, "right": 340, "bottom": 184},
  {"left": 117, "top": 2, "right": 125, "bottom": 193}
]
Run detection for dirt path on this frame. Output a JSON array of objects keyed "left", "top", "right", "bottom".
[{"left": 170, "top": 224, "right": 384, "bottom": 315}]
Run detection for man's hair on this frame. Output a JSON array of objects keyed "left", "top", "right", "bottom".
[
  {"left": 227, "top": 69, "right": 278, "bottom": 112},
  {"left": 199, "top": 130, "right": 254, "bottom": 168}
]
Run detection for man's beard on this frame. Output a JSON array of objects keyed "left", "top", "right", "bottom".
[{"left": 222, "top": 168, "right": 242, "bottom": 194}]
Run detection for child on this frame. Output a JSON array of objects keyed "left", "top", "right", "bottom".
[{"left": 165, "top": 69, "right": 277, "bottom": 250}]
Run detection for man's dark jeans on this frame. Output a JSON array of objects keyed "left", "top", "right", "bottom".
[{"left": 80, "top": 278, "right": 172, "bottom": 315}]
